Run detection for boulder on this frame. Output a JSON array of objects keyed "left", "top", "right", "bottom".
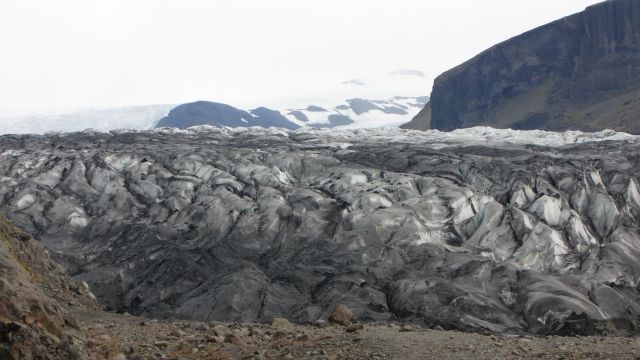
[
  {"left": 271, "top": 318, "right": 294, "bottom": 332},
  {"left": 329, "top": 304, "right": 355, "bottom": 326}
]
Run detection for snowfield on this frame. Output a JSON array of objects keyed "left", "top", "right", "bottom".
[
  {"left": 282, "top": 97, "right": 428, "bottom": 129},
  {"left": 1, "top": 126, "right": 639, "bottom": 335},
  {"left": 0, "top": 104, "right": 175, "bottom": 134}
]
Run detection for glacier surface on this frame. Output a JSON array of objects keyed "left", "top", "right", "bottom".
[{"left": 1, "top": 126, "right": 639, "bottom": 334}]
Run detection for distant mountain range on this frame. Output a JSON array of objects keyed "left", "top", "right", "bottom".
[
  {"left": 283, "top": 96, "right": 429, "bottom": 129},
  {"left": 403, "top": 0, "right": 640, "bottom": 134},
  {"left": 0, "top": 96, "right": 427, "bottom": 134},
  {"left": 157, "top": 96, "right": 428, "bottom": 131},
  {"left": 156, "top": 102, "right": 301, "bottom": 130}
]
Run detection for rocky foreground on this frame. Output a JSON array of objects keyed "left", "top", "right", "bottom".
[
  {"left": 1, "top": 126, "right": 640, "bottom": 337},
  {"left": 79, "top": 310, "right": 640, "bottom": 360}
]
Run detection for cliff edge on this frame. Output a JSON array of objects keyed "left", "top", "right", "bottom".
[{"left": 403, "top": 0, "right": 640, "bottom": 133}]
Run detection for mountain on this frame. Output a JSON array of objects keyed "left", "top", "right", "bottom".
[
  {"left": 0, "top": 68, "right": 428, "bottom": 135},
  {"left": 156, "top": 101, "right": 301, "bottom": 130},
  {"left": 155, "top": 97, "right": 428, "bottom": 131},
  {"left": 1, "top": 126, "right": 640, "bottom": 335},
  {"left": 403, "top": 0, "right": 640, "bottom": 133},
  {"left": 283, "top": 96, "right": 428, "bottom": 128},
  {"left": 0, "top": 95, "right": 427, "bottom": 135}
]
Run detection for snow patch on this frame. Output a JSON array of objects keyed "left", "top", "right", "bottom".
[
  {"left": 347, "top": 174, "right": 368, "bottom": 185},
  {"left": 15, "top": 194, "right": 36, "bottom": 210},
  {"left": 627, "top": 178, "right": 640, "bottom": 209},
  {"left": 69, "top": 212, "right": 89, "bottom": 228}
]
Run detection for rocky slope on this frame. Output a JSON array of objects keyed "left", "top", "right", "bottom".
[
  {"left": 403, "top": 0, "right": 640, "bottom": 133},
  {"left": 1, "top": 127, "right": 640, "bottom": 336},
  {"left": 0, "top": 215, "right": 98, "bottom": 359}
]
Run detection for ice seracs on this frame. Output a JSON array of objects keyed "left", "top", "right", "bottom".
[{"left": 1, "top": 126, "right": 640, "bottom": 335}]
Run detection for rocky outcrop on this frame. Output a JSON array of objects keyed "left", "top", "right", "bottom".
[
  {"left": 404, "top": 104, "right": 431, "bottom": 130},
  {"left": 0, "top": 215, "right": 97, "bottom": 359},
  {"left": 1, "top": 127, "right": 640, "bottom": 335},
  {"left": 403, "top": 0, "right": 640, "bottom": 133}
]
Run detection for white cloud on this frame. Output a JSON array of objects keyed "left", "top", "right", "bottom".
[
  {"left": 390, "top": 70, "right": 426, "bottom": 77},
  {"left": 342, "top": 79, "right": 367, "bottom": 86},
  {"left": 0, "top": 0, "right": 603, "bottom": 111}
]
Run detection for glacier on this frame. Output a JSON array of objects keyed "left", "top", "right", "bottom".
[
  {"left": 0, "top": 104, "right": 176, "bottom": 135},
  {"left": 0, "top": 126, "right": 639, "bottom": 335}
]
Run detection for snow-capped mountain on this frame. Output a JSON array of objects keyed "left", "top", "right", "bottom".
[
  {"left": 154, "top": 96, "right": 429, "bottom": 131},
  {"left": 282, "top": 96, "right": 428, "bottom": 128},
  {"left": 0, "top": 96, "right": 427, "bottom": 135},
  {"left": 0, "top": 70, "right": 430, "bottom": 134}
]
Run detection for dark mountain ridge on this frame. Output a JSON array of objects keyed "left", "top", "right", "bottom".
[{"left": 156, "top": 101, "right": 301, "bottom": 130}]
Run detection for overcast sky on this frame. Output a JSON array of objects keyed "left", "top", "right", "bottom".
[{"left": 0, "top": 0, "right": 603, "bottom": 112}]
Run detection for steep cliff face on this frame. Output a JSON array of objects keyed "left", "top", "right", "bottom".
[{"left": 403, "top": 0, "right": 640, "bottom": 133}]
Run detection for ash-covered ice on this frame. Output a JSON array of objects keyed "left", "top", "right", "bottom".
[{"left": 1, "top": 126, "right": 639, "bottom": 335}]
